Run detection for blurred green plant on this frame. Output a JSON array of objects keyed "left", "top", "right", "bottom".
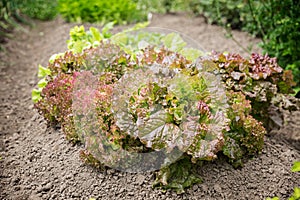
[
  {"left": 0, "top": 0, "right": 58, "bottom": 50},
  {"left": 291, "top": 161, "right": 300, "bottom": 172},
  {"left": 187, "top": 0, "right": 247, "bottom": 29},
  {"left": 135, "top": 0, "right": 190, "bottom": 14},
  {"left": 57, "top": 0, "right": 147, "bottom": 24},
  {"left": 15, "top": 0, "right": 58, "bottom": 21},
  {"left": 289, "top": 187, "right": 300, "bottom": 200},
  {"left": 266, "top": 197, "right": 280, "bottom": 200},
  {"left": 0, "top": 0, "right": 22, "bottom": 44},
  {"left": 249, "top": 0, "right": 300, "bottom": 91}
]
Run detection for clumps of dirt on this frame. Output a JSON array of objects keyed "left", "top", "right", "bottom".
[
  {"left": 0, "top": 14, "right": 299, "bottom": 200},
  {"left": 269, "top": 109, "right": 300, "bottom": 151}
]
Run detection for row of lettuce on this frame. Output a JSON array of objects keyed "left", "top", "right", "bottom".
[{"left": 32, "top": 24, "right": 297, "bottom": 192}]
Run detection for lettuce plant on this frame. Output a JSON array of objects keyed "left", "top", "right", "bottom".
[
  {"left": 33, "top": 25, "right": 297, "bottom": 192},
  {"left": 200, "top": 52, "right": 296, "bottom": 128},
  {"left": 223, "top": 90, "right": 265, "bottom": 166},
  {"left": 34, "top": 73, "right": 78, "bottom": 141}
]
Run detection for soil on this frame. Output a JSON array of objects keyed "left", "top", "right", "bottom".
[{"left": 0, "top": 13, "right": 299, "bottom": 200}]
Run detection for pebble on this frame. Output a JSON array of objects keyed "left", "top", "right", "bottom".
[
  {"left": 192, "top": 184, "right": 198, "bottom": 191},
  {"left": 136, "top": 174, "right": 145, "bottom": 185},
  {"left": 201, "top": 184, "right": 208, "bottom": 193},
  {"left": 119, "top": 187, "right": 125, "bottom": 193},
  {"left": 214, "top": 184, "right": 222, "bottom": 193},
  {"left": 36, "top": 183, "right": 52, "bottom": 193}
]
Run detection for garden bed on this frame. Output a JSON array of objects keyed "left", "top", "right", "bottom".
[{"left": 0, "top": 13, "right": 299, "bottom": 200}]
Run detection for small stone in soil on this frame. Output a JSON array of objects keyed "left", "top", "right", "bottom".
[
  {"left": 36, "top": 183, "right": 52, "bottom": 193},
  {"left": 136, "top": 174, "right": 145, "bottom": 185}
]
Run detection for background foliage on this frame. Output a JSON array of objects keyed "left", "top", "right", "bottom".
[
  {"left": 15, "top": 0, "right": 58, "bottom": 21},
  {"left": 0, "top": 0, "right": 24, "bottom": 45},
  {"left": 57, "top": 0, "right": 146, "bottom": 24},
  {"left": 0, "top": 0, "right": 58, "bottom": 50},
  {"left": 135, "top": 0, "right": 190, "bottom": 14},
  {"left": 187, "top": 0, "right": 300, "bottom": 90}
]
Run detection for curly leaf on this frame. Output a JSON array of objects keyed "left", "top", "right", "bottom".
[
  {"left": 179, "top": 48, "right": 203, "bottom": 62},
  {"left": 100, "top": 21, "right": 115, "bottom": 38},
  {"left": 153, "top": 157, "right": 202, "bottom": 194},
  {"left": 289, "top": 187, "right": 300, "bottom": 200},
  {"left": 89, "top": 27, "right": 103, "bottom": 41},
  {"left": 37, "top": 78, "right": 48, "bottom": 88},
  {"left": 32, "top": 88, "right": 42, "bottom": 103},
  {"left": 137, "top": 108, "right": 181, "bottom": 151},
  {"left": 38, "top": 64, "right": 51, "bottom": 78},
  {"left": 161, "top": 32, "right": 186, "bottom": 52},
  {"left": 222, "top": 135, "right": 243, "bottom": 167}
]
